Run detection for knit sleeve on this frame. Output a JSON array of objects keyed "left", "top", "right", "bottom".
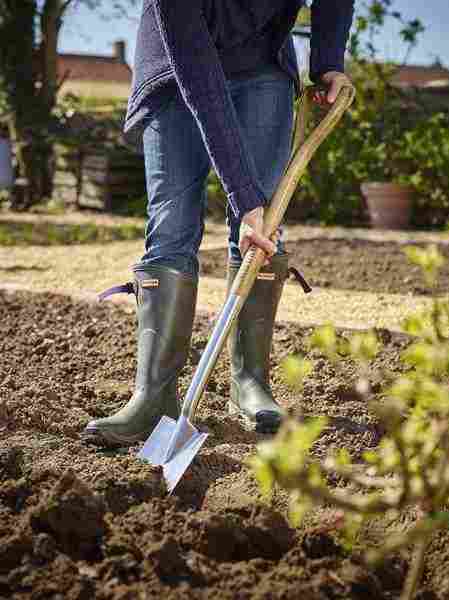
[
  {"left": 310, "top": 0, "right": 355, "bottom": 83},
  {"left": 152, "top": 0, "right": 267, "bottom": 220}
]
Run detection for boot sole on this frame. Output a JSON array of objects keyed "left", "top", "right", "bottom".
[
  {"left": 228, "top": 401, "right": 282, "bottom": 434},
  {"left": 81, "top": 426, "right": 147, "bottom": 448}
]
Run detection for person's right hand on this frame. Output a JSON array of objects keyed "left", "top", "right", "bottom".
[
  {"left": 239, "top": 206, "right": 276, "bottom": 261},
  {"left": 312, "top": 71, "right": 352, "bottom": 107}
]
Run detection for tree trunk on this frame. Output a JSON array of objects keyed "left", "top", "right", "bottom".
[
  {"left": 0, "top": 0, "right": 64, "bottom": 209},
  {"left": 38, "top": 0, "right": 64, "bottom": 200}
]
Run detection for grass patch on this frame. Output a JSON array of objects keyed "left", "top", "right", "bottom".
[{"left": 0, "top": 221, "right": 143, "bottom": 246}]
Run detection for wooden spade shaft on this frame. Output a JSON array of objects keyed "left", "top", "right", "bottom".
[{"left": 181, "top": 84, "right": 356, "bottom": 422}]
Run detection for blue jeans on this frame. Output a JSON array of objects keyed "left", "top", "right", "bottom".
[{"left": 140, "top": 64, "right": 295, "bottom": 277}]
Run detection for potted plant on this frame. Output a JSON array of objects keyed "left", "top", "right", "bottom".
[
  {"left": 359, "top": 138, "right": 415, "bottom": 230},
  {"left": 346, "top": 3, "right": 428, "bottom": 230},
  {"left": 349, "top": 61, "right": 417, "bottom": 230},
  {"left": 361, "top": 181, "right": 414, "bottom": 229},
  {"left": 358, "top": 105, "right": 415, "bottom": 229}
]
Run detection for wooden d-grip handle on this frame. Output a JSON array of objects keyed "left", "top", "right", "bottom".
[{"left": 231, "top": 84, "right": 356, "bottom": 300}]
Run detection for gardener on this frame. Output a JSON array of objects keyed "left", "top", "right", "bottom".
[{"left": 83, "top": 1, "right": 354, "bottom": 446}]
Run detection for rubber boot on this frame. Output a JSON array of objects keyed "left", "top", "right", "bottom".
[
  {"left": 227, "top": 254, "right": 289, "bottom": 433},
  {"left": 82, "top": 265, "right": 197, "bottom": 446}
]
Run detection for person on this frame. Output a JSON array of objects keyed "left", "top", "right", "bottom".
[{"left": 83, "top": 0, "right": 354, "bottom": 446}]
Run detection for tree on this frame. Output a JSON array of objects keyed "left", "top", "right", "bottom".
[{"left": 0, "top": 0, "right": 137, "bottom": 208}]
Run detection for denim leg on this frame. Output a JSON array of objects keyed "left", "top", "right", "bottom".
[
  {"left": 226, "top": 65, "right": 295, "bottom": 264},
  {"left": 140, "top": 93, "right": 211, "bottom": 278}
]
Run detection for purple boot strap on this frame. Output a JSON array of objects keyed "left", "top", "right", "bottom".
[{"left": 98, "top": 282, "right": 135, "bottom": 302}]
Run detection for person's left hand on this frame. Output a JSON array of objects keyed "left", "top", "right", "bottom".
[{"left": 312, "top": 71, "right": 352, "bottom": 107}]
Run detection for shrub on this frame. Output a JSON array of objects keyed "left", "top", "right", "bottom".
[
  {"left": 292, "top": 62, "right": 449, "bottom": 227},
  {"left": 401, "top": 113, "right": 449, "bottom": 228},
  {"left": 251, "top": 246, "right": 449, "bottom": 600},
  {"left": 287, "top": 0, "right": 448, "bottom": 228}
]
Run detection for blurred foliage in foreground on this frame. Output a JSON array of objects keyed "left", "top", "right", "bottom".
[{"left": 252, "top": 245, "right": 449, "bottom": 600}]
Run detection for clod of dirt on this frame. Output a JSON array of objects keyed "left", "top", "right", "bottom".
[
  {"left": 32, "top": 532, "right": 57, "bottom": 564},
  {"left": 191, "top": 505, "right": 295, "bottom": 562},
  {"left": 146, "top": 535, "right": 188, "bottom": 579},
  {"left": 30, "top": 469, "right": 105, "bottom": 559},
  {"left": 9, "top": 554, "right": 96, "bottom": 600},
  {"left": 373, "top": 556, "right": 408, "bottom": 592},
  {"left": 90, "top": 458, "right": 164, "bottom": 515},
  {"left": 0, "top": 510, "right": 33, "bottom": 575},
  {"left": 340, "top": 562, "right": 384, "bottom": 598},
  {"left": 0, "top": 478, "right": 31, "bottom": 513},
  {"left": 0, "top": 447, "right": 24, "bottom": 481}
]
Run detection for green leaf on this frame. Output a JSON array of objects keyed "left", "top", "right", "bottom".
[
  {"left": 281, "top": 355, "right": 313, "bottom": 389},
  {"left": 403, "top": 245, "right": 445, "bottom": 287},
  {"left": 309, "top": 325, "right": 337, "bottom": 359},
  {"left": 349, "top": 331, "right": 381, "bottom": 363},
  {"left": 335, "top": 448, "right": 352, "bottom": 467},
  {"left": 363, "top": 450, "right": 379, "bottom": 465},
  {"left": 402, "top": 342, "right": 436, "bottom": 374}
]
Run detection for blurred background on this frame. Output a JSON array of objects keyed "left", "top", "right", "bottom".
[{"left": 0, "top": 0, "right": 448, "bottom": 242}]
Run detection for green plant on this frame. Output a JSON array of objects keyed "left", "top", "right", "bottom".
[
  {"left": 251, "top": 246, "right": 449, "bottom": 600},
  {"left": 290, "top": 1, "right": 449, "bottom": 227},
  {"left": 296, "top": 98, "right": 449, "bottom": 226},
  {"left": 401, "top": 113, "right": 449, "bottom": 228}
]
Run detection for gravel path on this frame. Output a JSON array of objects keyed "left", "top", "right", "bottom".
[{"left": 0, "top": 221, "right": 439, "bottom": 332}]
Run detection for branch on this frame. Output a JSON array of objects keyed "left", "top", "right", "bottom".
[
  {"left": 366, "top": 514, "right": 446, "bottom": 564},
  {"left": 401, "top": 534, "right": 432, "bottom": 600},
  {"left": 322, "top": 459, "right": 400, "bottom": 491},
  {"left": 276, "top": 466, "right": 404, "bottom": 515}
]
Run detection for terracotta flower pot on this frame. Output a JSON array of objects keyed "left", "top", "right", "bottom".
[{"left": 361, "top": 182, "right": 413, "bottom": 230}]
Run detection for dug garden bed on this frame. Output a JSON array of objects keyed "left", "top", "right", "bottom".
[
  {"left": 199, "top": 238, "right": 449, "bottom": 296},
  {"left": 0, "top": 289, "right": 447, "bottom": 599}
]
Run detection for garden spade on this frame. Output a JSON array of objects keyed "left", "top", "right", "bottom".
[{"left": 138, "top": 84, "right": 356, "bottom": 494}]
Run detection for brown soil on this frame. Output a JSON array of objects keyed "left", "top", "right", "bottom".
[
  {"left": 199, "top": 238, "right": 449, "bottom": 296},
  {"left": 0, "top": 289, "right": 447, "bottom": 599}
]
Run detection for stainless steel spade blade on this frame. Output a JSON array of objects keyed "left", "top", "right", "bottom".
[{"left": 138, "top": 415, "right": 208, "bottom": 493}]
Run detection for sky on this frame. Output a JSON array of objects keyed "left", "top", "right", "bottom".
[{"left": 59, "top": 1, "right": 449, "bottom": 68}]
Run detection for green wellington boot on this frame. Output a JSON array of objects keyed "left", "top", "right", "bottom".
[
  {"left": 82, "top": 265, "right": 197, "bottom": 447},
  {"left": 227, "top": 254, "right": 289, "bottom": 433}
]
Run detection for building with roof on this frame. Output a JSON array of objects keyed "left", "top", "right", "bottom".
[
  {"left": 56, "top": 33, "right": 449, "bottom": 111},
  {"left": 390, "top": 63, "right": 449, "bottom": 91},
  {"left": 389, "top": 63, "right": 449, "bottom": 112},
  {"left": 57, "top": 40, "right": 132, "bottom": 101}
]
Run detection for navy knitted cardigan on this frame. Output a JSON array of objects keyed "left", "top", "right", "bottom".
[{"left": 125, "top": 1, "right": 354, "bottom": 220}]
